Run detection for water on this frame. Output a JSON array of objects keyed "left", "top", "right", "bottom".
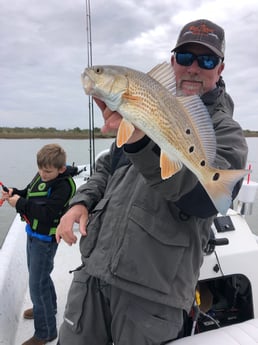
[{"left": 0, "top": 137, "right": 258, "bottom": 246}]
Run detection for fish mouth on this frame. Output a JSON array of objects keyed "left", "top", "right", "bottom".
[{"left": 81, "top": 69, "right": 95, "bottom": 95}]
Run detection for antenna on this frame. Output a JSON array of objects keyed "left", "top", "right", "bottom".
[{"left": 85, "top": 0, "right": 95, "bottom": 175}]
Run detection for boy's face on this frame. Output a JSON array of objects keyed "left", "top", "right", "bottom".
[{"left": 38, "top": 166, "right": 66, "bottom": 182}]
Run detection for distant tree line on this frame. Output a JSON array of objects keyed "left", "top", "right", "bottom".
[
  {"left": 243, "top": 130, "right": 258, "bottom": 137},
  {"left": 0, "top": 126, "right": 257, "bottom": 139},
  {"left": 0, "top": 127, "right": 116, "bottom": 139}
]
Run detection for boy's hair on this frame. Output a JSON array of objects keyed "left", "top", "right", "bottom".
[{"left": 37, "top": 144, "right": 67, "bottom": 169}]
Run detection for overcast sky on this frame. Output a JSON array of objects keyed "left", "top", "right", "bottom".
[{"left": 1, "top": 0, "right": 257, "bottom": 130}]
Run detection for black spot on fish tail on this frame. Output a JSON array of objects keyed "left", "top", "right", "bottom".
[{"left": 213, "top": 172, "right": 220, "bottom": 181}]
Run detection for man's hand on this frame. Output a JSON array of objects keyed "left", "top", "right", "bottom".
[
  {"left": 94, "top": 98, "right": 145, "bottom": 143},
  {"left": 94, "top": 98, "right": 122, "bottom": 133},
  {"left": 56, "top": 204, "right": 88, "bottom": 246}
]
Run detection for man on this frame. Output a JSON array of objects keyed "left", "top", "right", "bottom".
[{"left": 56, "top": 19, "right": 248, "bottom": 345}]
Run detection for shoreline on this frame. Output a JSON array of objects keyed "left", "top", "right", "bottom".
[
  {"left": 0, "top": 134, "right": 116, "bottom": 140},
  {"left": 0, "top": 127, "right": 116, "bottom": 139},
  {"left": 0, "top": 133, "right": 257, "bottom": 139},
  {"left": 0, "top": 127, "right": 257, "bottom": 139}
]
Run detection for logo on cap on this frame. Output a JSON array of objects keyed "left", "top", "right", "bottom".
[{"left": 183, "top": 23, "right": 219, "bottom": 41}]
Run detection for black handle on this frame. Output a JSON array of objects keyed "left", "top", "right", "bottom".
[
  {"left": 208, "top": 238, "right": 229, "bottom": 246},
  {"left": 1, "top": 184, "right": 9, "bottom": 192}
]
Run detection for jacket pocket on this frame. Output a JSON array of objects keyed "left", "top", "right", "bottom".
[
  {"left": 80, "top": 198, "right": 109, "bottom": 258},
  {"left": 63, "top": 269, "right": 90, "bottom": 333},
  {"left": 125, "top": 303, "right": 183, "bottom": 343},
  {"left": 111, "top": 205, "right": 190, "bottom": 294}
]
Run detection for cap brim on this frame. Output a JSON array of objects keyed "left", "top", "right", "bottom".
[{"left": 171, "top": 41, "right": 224, "bottom": 58}]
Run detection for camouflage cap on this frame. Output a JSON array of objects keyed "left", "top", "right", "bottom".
[{"left": 172, "top": 19, "right": 225, "bottom": 58}]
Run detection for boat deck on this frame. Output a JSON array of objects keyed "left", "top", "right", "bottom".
[
  {"left": 14, "top": 231, "right": 81, "bottom": 345},
  {"left": 3, "top": 207, "right": 258, "bottom": 344}
]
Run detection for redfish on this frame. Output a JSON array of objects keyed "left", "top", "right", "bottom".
[{"left": 81, "top": 62, "right": 248, "bottom": 215}]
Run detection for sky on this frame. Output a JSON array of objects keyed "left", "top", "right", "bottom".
[{"left": 1, "top": 0, "right": 258, "bottom": 130}]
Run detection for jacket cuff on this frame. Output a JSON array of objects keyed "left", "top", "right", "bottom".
[
  {"left": 124, "top": 136, "right": 150, "bottom": 153},
  {"left": 15, "top": 197, "right": 26, "bottom": 214}
]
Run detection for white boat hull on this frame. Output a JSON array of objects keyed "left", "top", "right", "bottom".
[{"left": 1, "top": 155, "right": 258, "bottom": 344}]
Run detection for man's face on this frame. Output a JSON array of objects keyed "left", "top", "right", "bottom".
[{"left": 171, "top": 43, "right": 224, "bottom": 96}]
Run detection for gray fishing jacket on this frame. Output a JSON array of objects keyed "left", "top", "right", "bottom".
[{"left": 71, "top": 84, "right": 248, "bottom": 312}]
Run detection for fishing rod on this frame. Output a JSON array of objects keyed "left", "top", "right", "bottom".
[
  {"left": 0, "top": 182, "right": 9, "bottom": 206},
  {"left": 0, "top": 181, "right": 31, "bottom": 224},
  {"left": 85, "top": 0, "right": 95, "bottom": 175}
]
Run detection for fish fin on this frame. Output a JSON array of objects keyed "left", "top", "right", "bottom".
[
  {"left": 116, "top": 119, "right": 135, "bottom": 147},
  {"left": 160, "top": 151, "right": 183, "bottom": 179},
  {"left": 147, "top": 62, "right": 177, "bottom": 95},
  {"left": 202, "top": 168, "right": 249, "bottom": 215},
  {"left": 177, "top": 95, "right": 216, "bottom": 166},
  {"left": 122, "top": 93, "right": 141, "bottom": 101}
]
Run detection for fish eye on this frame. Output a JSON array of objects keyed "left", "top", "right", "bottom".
[{"left": 94, "top": 66, "right": 103, "bottom": 74}]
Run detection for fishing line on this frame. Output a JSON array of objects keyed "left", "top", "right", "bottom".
[
  {"left": 85, "top": 0, "right": 95, "bottom": 175},
  {"left": 214, "top": 250, "right": 225, "bottom": 276}
]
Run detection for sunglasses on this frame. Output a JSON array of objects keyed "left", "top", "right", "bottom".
[{"left": 175, "top": 52, "right": 221, "bottom": 70}]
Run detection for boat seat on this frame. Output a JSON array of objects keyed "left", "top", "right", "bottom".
[{"left": 171, "top": 318, "right": 258, "bottom": 345}]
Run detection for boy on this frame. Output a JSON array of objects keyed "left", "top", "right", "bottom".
[{"left": 2, "top": 143, "right": 76, "bottom": 345}]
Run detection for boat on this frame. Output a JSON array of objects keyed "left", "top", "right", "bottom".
[{"left": 1, "top": 148, "right": 258, "bottom": 344}]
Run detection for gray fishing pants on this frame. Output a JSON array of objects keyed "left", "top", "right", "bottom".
[{"left": 57, "top": 267, "right": 184, "bottom": 345}]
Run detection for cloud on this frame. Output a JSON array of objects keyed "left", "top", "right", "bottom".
[{"left": 0, "top": 0, "right": 257, "bottom": 130}]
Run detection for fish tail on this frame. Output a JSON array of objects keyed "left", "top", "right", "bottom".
[{"left": 203, "top": 168, "right": 249, "bottom": 215}]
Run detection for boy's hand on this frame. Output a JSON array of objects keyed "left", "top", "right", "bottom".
[{"left": 7, "top": 194, "right": 20, "bottom": 207}]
